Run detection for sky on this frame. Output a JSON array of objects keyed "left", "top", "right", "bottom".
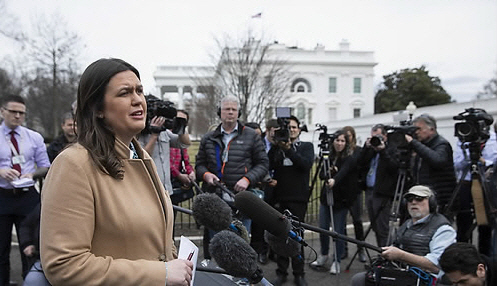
[{"left": 1, "top": 0, "right": 496, "bottom": 103}]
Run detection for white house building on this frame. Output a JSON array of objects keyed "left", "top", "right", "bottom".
[{"left": 153, "top": 40, "right": 377, "bottom": 128}]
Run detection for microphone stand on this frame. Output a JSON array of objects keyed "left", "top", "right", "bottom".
[{"left": 288, "top": 218, "right": 383, "bottom": 253}]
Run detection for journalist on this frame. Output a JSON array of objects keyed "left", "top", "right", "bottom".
[
  {"left": 268, "top": 115, "right": 314, "bottom": 286},
  {"left": 440, "top": 242, "right": 495, "bottom": 286},
  {"left": 137, "top": 95, "right": 191, "bottom": 196},
  {"left": 311, "top": 130, "right": 359, "bottom": 275},
  {"left": 357, "top": 124, "right": 400, "bottom": 247},
  {"left": 195, "top": 95, "right": 268, "bottom": 265},
  {"left": 405, "top": 114, "right": 456, "bottom": 214},
  {"left": 351, "top": 185, "right": 456, "bottom": 286},
  {"left": 453, "top": 130, "right": 497, "bottom": 257}
]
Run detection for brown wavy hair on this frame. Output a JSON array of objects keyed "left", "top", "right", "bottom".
[{"left": 76, "top": 58, "right": 140, "bottom": 180}]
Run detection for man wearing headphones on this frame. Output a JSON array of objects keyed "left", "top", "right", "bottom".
[
  {"left": 351, "top": 185, "right": 456, "bottom": 285},
  {"left": 405, "top": 114, "right": 456, "bottom": 214},
  {"left": 195, "top": 95, "right": 268, "bottom": 264}
]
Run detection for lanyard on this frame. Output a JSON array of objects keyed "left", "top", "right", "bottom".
[{"left": 6, "top": 133, "right": 21, "bottom": 156}]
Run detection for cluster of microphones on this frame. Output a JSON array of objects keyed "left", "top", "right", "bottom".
[
  {"left": 173, "top": 186, "right": 307, "bottom": 285},
  {"left": 174, "top": 185, "right": 381, "bottom": 285}
]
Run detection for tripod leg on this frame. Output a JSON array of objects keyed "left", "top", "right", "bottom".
[{"left": 344, "top": 193, "right": 389, "bottom": 271}]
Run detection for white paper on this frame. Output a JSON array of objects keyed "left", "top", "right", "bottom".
[
  {"left": 178, "top": 235, "right": 198, "bottom": 286},
  {"left": 11, "top": 177, "right": 35, "bottom": 189}
]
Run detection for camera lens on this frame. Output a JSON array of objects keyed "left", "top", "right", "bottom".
[{"left": 370, "top": 136, "right": 382, "bottom": 147}]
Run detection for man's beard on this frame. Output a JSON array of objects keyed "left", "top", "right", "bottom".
[{"left": 408, "top": 208, "right": 425, "bottom": 220}]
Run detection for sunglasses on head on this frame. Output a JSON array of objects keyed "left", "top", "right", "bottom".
[{"left": 406, "top": 196, "right": 426, "bottom": 203}]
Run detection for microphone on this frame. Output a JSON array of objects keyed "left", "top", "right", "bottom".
[
  {"left": 192, "top": 193, "right": 249, "bottom": 241},
  {"left": 264, "top": 230, "right": 301, "bottom": 258},
  {"left": 234, "top": 191, "right": 307, "bottom": 246},
  {"left": 210, "top": 230, "right": 270, "bottom": 285},
  {"left": 192, "top": 193, "right": 232, "bottom": 232}
]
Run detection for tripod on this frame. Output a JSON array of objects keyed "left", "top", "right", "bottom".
[
  {"left": 386, "top": 148, "right": 411, "bottom": 246},
  {"left": 446, "top": 142, "right": 497, "bottom": 243},
  {"left": 309, "top": 143, "right": 340, "bottom": 282}
]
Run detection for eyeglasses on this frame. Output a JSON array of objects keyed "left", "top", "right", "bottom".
[
  {"left": 2, "top": 108, "right": 26, "bottom": 116},
  {"left": 406, "top": 196, "right": 426, "bottom": 203}
]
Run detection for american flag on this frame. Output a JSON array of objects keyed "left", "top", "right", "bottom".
[{"left": 251, "top": 12, "right": 262, "bottom": 18}]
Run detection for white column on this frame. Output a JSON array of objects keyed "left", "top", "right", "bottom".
[{"left": 177, "top": 86, "right": 184, "bottom": 109}]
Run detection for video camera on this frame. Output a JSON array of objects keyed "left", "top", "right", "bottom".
[
  {"left": 385, "top": 120, "right": 418, "bottom": 150},
  {"left": 453, "top": 108, "right": 494, "bottom": 144},
  {"left": 273, "top": 107, "right": 291, "bottom": 142},
  {"left": 315, "top": 123, "right": 337, "bottom": 152},
  {"left": 144, "top": 95, "right": 187, "bottom": 134}
]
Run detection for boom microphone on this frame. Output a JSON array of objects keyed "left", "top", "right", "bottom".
[
  {"left": 209, "top": 230, "right": 269, "bottom": 284},
  {"left": 234, "top": 191, "right": 307, "bottom": 246}
]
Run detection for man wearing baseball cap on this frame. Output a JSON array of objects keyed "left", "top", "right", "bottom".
[{"left": 351, "top": 185, "right": 456, "bottom": 285}]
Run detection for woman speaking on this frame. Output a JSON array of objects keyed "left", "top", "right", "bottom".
[{"left": 40, "top": 58, "right": 193, "bottom": 285}]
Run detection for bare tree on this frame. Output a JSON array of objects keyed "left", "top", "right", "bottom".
[
  {"left": 195, "top": 30, "right": 292, "bottom": 126},
  {"left": 0, "top": 0, "right": 26, "bottom": 42},
  {"left": 21, "top": 12, "right": 82, "bottom": 138},
  {"left": 476, "top": 71, "right": 497, "bottom": 100}
]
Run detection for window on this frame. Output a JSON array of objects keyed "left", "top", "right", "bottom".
[
  {"left": 307, "top": 108, "right": 313, "bottom": 125},
  {"left": 353, "top": 78, "right": 361, "bottom": 93},
  {"left": 296, "top": 103, "right": 305, "bottom": 121},
  {"left": 291, "top": 78, "right": 312, "bottom": 92},
  {"left": 353, "top": 108, "right": 361, "bottom": 118},
  {"left": 328, "top": 77, "right": 337, "bottom": 93},
  {"left": 328, "top": 107, "right": 337, "bottom": 121}
]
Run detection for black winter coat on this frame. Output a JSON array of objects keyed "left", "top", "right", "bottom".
[
  {"left": 357, "top": 143, "right": 400, "bottom": 198},
  {"left": 409, "top": 134, "right": 456, "bottom": 211},
  {"left": 319, "top": 153, "right": 359, "bottom": 209},
  {"left": 268, "top": 141, "right": 314, "bottom": 203},
  {"left": 195, "top": 121, "right": 269, "bottom": 192}
]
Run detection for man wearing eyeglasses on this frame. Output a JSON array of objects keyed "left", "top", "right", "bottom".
[
  {"left": 351, "top": 185, "right": 456, "bottom": 286},
  {"left": 0, "top": 95, "right": 50, "bottom": 284}
]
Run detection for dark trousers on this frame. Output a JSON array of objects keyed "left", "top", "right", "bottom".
[
  {"left": 345, "top": 192, "right": 365, "bottom": 252},
  {"left": 366, "top": 190, "right": 391, "bottom": 247},
  {"left": 274, "top": 201, "right": 307, "bottom": 277},
  {"left": 0, "top": 188, "right": 39, "bottom": 285},
  {"left": 456, "top": 180, "right": 493, "bottom": 256}
]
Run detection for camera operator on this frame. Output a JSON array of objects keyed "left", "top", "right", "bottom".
[
  {"left": 453, "top": 128, "right": 497, "bottom": 257},
  {"left": 405, "top": 114, "right": 456, "bottom": 214},
  {"left": 357, "top": 124, "right": 400, "bottom": 247},
  {"left": 351, "top": 185, "right": 456, "bottom": 286},
  {"left": 268, "top": 115, "right": 314, "bottom": 286},
  {"left": 137, "top": 95, "right": 191, "bottom": 194}
]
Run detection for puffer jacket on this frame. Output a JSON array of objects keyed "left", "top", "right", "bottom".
[{"left": 195, "top": 121, "right": 269, "bottom": 192}]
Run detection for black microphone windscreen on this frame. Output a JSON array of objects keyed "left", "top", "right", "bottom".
[
  {"left": 265, "top": 230, "right": 300, "bottom": 258},
  {"left": 209, "top": 230, "right": 260, "bottom": 280},
  {"left": 234, "top": 191, "right": 291, "bottom": 238},
  {"left": 192, "top": 193, "right": 232, "bottom": 231}
]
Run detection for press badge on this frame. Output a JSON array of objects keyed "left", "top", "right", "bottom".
[
  {"left": 283, "top": 158, "right": 293, "bottom": 166},
  {"left": 12, "top": 155, "right": 25, "bottom": 165}
]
